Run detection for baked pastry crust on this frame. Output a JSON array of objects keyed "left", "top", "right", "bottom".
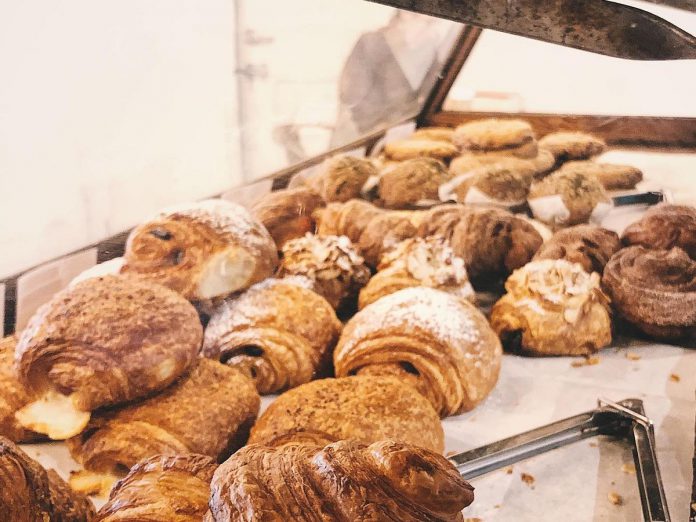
[
  {"left": 208, "top": 439, "right": 474, "bottom": 522},
  {"left": 449, "top": 151, "right": 553, "bottom": 180},
  {"left": 335, "top": 287, "right": 502, "bottom": 417},
  {"left": 308, "top": 155, "right": 377, "bottom": 202},
  {"left": 0, "top": 436, "right": 95, "bottom": 522},
  {"left": 123, "top": 199, "right": 278, "bottom": 301},
  {"left": 202, "top": 278, "right": 341, "bottom": 393},
  {"left": 313, "top": 199, "right": 384, "bottom": 243},
  {"left": 621, "top": 204, "right": 696, "bottom": 259},
  {"left": 248, "top": 375, "right": 444, "bottom": 453},
  {"left": 538, "top": 131, "right": 606, "bottom": 162},
  {"left": 411, "top": 126, "right": 455, "bottom": 142},
  {"left": 96, "top": 454, "right": 216, "bottom": 522},
  {"left": 533, "top": 225, "right": 621, "bottom": 274},
  {"left": 602, "top": 246, "right": 696, "bottom": 340},
  {"left": 378, "top": 158, "right": 452, "bottom": 209},
  {"left": 490, "top": 259, "right": 612, "bottom": 356},
  {"left": 357, "top": 210, "right": 421, "bottom": 267},
  {"left": 251, "top": 187, "right": 325, "bottom": 249},
  {"left": 358, "top": 237, "right": 475, "bottom": 309},
  {"left": 453, "top": 118, "right": 537, "bottom": 158},
  {"left": 440, "top": 163, "right": 531, "bottom": 207},
  {"left": 384, "top": 138, "right": 458, "bottom": 161},
  {"left": 278, "top": 233, "right": 371, "bottom": 309},
  {"left": 556, "top": 160, "right": 643, "bottom": 191},
  {"left": 67, "top": 359, "right": 259, "bottom": 475}
]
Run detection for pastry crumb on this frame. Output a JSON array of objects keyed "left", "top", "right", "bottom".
[
  {"left": 494, "top": 504, "right": 501, "bottom": 509},
  {"left": 669, "top": 373, "right": 680, "bottom": 382},
  {"left": 608, "top": 492, "right": 623, "bottom": 506},
  {"left": 571, "top": 356, "right": 600, "bottom": 368},
  {"left": 589, "top": 441, "right": 598, "bottom": 448},
  {"left": 505, "top": 466, "right": 514, "bottom": 474},
  {"left": 520, "top": 472, "right": 535, "bottom": 487},
  {"left": 622, "top": 463, "right": 636, "bottom": 474},
  {"left": 463, "top": 518, "right": 483, "bottom": 522},
  {"left": 625, "top": 352, "right": 641, "bottom": 361}
]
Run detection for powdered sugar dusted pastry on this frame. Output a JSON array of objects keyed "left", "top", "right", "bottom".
[
  {"left": 411, "top": 126, "right": 455, "bottom": 142},
  {"left": 384, "top": 139, "right": 458, "bottom": 161},
  {"left": 123, "top": 199, "right": 278, "bottom": 301},
  {"left": 335, "top": 287, "right": 502, "bottom": 417},
  {"left": 379, "top": 158, "right": 452, "bottom": 209},
  {"left": 308, "top": 155, "right": 377, "bottom": 203},
  {"left": 313, "top": 199, "right": 384, "bottom": 243},
  {"left": 202, "top": 278, "right": 341, "bottom": 393},
  {"left": 14, "top": 275, "right": 202, "bottom": 440},
  {"left": 534, "top": 225, "right": 621, "bottom": 274},
  {"left": 556, "top": 161, "right": 643, "bottom": 191},
  {"left": 439, "top": 163, "right": 531, "bottom": 207},
  {"left": 279, "top": 233, "right": 370, "bottom": 309},
  {"left": 249, "top": 376, "right": 444, "bottom": 452},
  {"left": 621, "top": 204, "right": 696, "bottom": 259},
  {"left": 538, "top": 131, "right": 606, "bottom": 162},
  {"left": 602, "top": 246, "right": 696, "bottom": 340},
  {"left": 357, "top": 210, "right": 421, "bottom": 267},
  {"left": 490, "top": 259, "right": 612, "bottom": 356},
  {"left": 359, "top": 237, "right": 475, "bottom": 309},
  {"left": 453, "top": 118, "right": 537, "bottom": 158}
]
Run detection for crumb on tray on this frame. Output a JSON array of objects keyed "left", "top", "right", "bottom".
[
  {"left": 608, "top": 492, "right": 623, "bottom": 506},
  {"left": 571, "top": 356, "right": 600, "bottom": 368},
  {"left": 520, "top": 472, "right": 535, "bottom": 487},
  {"left": 625, "top": 352, "right": 641, "bottom": 361},
  {"left": 669, "top": 373, "right": 680, "bottom": 382},
  {"left": 505, "top": 466, "right": 514, "bottom": 475},
  {"left": 622, "top": 463, "right": 636, "bottom": 474}
]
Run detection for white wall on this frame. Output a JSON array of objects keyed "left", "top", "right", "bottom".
[{"left": 0, "top": 1, "right": 242, "bottom": 278}]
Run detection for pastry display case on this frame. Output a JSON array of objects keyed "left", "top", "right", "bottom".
[{"left": 0, "top": 1, "right": 694, "bottom": 520}]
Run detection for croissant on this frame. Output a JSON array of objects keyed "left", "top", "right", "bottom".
[
  {"left": 208, "top": 439, "right": 474, "bottom": 522},
  {"left": 334, "top": 287, "right": 502, "bottom": 417},
  {"left": 122, "top": 199, "right": 278, "bottom": 301},
  {"left": 602, "top": 246, "right": 696, "bottom": 340},
  {"left": 533, "top": 225, "right": 621, "bottom": 274},
  {"left": 621, "top": 204, "right": 696, "bottom": 259},
  {"left": 14, "top": 275, "right": 202, "bottom": 440},
  {"left": 250, "top": 187, "right": 325, "bottom": 249},
  {"left": 313, "top": 199, "right": 385, "bottom": 243},
  {"left": 67, "top": 359, "right": 259, "bottom": 488},
  {"left": 307, "top": 155, "right": 378, "bottom": 202},
  {"left": 202, "top": 278, "right": 342, "bottom": 394},
  {"left": 96, "top": 454, "right": 216, "bottom": 522},
  {"left": 358, "top": 237, "right": 475, "bottom": 309},
  {"left": 248, "top": 375, "right": 444, "bottom": 452},
  {"left": 0, "top": 436, "right": 95, "bottom": 522},
  {"left": 378, "top": 158, "right": 452, "bottom": 209},
  {"left": 490, "top": 259, "right": 612, "bottom": 356}
]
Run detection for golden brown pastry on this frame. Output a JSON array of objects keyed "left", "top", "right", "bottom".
[
  {"left": 67, "top": 359, "right": 258, "bottom": 489},
  {"left": 14, "top": 275, "right": 202, "bottom": 440},
  {"left": 378, "top": 158, "right": 452, "bottom": 209},
  {"left": 490, "top": 259, "right": 612, "bottom": 356},
  {"left": 621, "top": 204, "right": 696, "bottom": 259},
  {"left": 556, "top": 160, "right": 643, "bottom": 191},
  {"left": 533, "top": 225, "right": 621, "bottom": 274},
  {"left": 208, "top": 439, "right": 474, "bottom": 522},
  {"left": 602, "top": 246, "right": 696, "bottom": 340},
  {"left": 538, "top": 131, "right": 606, "bottom": 162},
  {"left": 313, "top": 199, "right": 384, "bottom": 243},
  {"left": 248, "top": 376, "right": 444, "bottom": 452},
  {"left": 439, "top": 163, "right": 531, "bottom": 207},
  {"left": 528, "top": 166, "right": 612, "bottom": 228},
  {"left": 357, "top": 210, "right": 422, "bottom": 267},
  {"left": 278, "top": 233, "right": 371, "bottom": 309},
  {"left": 95, "top": 454, "right": 216, "bottom": 522},
  {"left": 250, "top": 187, "right": 325, "bottom": 249},
  {"left": 449, "top": 151, "right": 553, "bottom": 180},
  {"left": 411, "top": 126, "right": 455, "bottom": 142},
  {"left": 453, "top": 118, "right": 537, "bottom": 158},
  {"left": 384, "top": 138, "right": 458, "bottom": 161},
  {"left": 202, "top": 278, "right": 341, "bottom": 394},
  {"left": 335, "top": 288, "right": 502, "bottom": 417},
  {"left": 418, "top": 204, "right": 543, "bottom": 280},
  {"left": 308, "top": 155, "right": 377, "bottom": 202},
  {"left": 359, "top": 237, "right": 475, "bottom": 309},
  {"left": 122, "top": 199, "right": 278, "bottom": 301},
  {"left": 0, "top": 436, "right": 95, "bottom": 522}
]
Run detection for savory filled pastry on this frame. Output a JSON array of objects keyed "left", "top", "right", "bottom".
[
  {"left": 208, "top": 439, "right": 474, "bottom": 522},
  {"left": 452, "top": 118, "right": 538, "bottom": 158},
  {"left": 67, "top": 359, "right": 259, "bottom": 491},
  {"left": 250, "top": 187, "right": 325, "bottom": 249},
  {"left": 14, "top": 275, "right": 202, "bottom": 440},
  {"left": 602, "top": 246, "right": 696, "bottom": 340},
  {"left": 278, "top": 233, "right": 371, "bottom": 309},
  {"left": 122, "top": 199, "right": 278, "bottom": 301},
  {"left": 556, "top": 160, "right": 643, "bottom": 191},
  {"left": 411, "top": 126, "right": 455, "bottom": 142},
  {"left": 439, "top": 163, "right": 531, "bottom": 207},
  {"left": 95, "top": 454, "right": 216, "bottom": 522},
  {"left": 357, "top": 210, "right": 422, "bottom": 267},
  {"left": 378, "top": 157, "right": 452, "bottom": 208},
  {"left": 313, "top": 199, "right": 384, "bottom": 243},
  {"left": 202, "top": 278, "right": 342, "bottom": 394},
  {"left": 538, "top": 131, "right": 606, "bottom": 162},
  {"left": 418, "top": 204, "right": 543, "bottom": 280},
  {"left": 0, "top": 436, "right": 95, "bottom": 522},
  {"left": 248, "top": 375, "right": 444, "bottom": 452},
  {"left": 490, "top": 259, "right": 612, "bottom": 356},
  {"left": 383, "top": 138, "right": 458, "bottom": 161},
  {"left": 358, "top": 237, "right": 475, "bottom": 309},
  {"left": 334, "top": 287, "right": 502, "bottom": 417},
  {"left": 528, "top": 167, "right": 612, "bottom": 227},
  {"left": 307, "top": 155, "right": 378, "bottom": 202},
  {"left": 533, "top": 225, "right": 621, "bottom": 274},
  {"left": 621, "top": 203, "right": 696, "bottom": 259}
]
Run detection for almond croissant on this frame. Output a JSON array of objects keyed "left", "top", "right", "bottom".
[{"left": 207, "top": 439, "right": 474, "bottom": 522}]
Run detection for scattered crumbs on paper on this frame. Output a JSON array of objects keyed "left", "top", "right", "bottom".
[
  {"left": 589, "top": 441, "right": 598, "bottom": 448},
  {"left": 520, "top": 472, "right": 535, "bottom": 488},
  {"left": 622, "top": 463, "right": 636, "bottom": 474},
  {"left": 571, "top": 356, "right": 600, "bottom": 368},
  {"left": 625, "top": 352, "right": 641, "bottom": 361},
  {"left": 670, "top": 373, "right": 681, "bottom": 382},
  {"left": 505, "top": 466, "right": 514, "bottom": 475},
  {"left": 494, "top": 504, "right": 501, "bottom": 509},
  {"left": 608, "top": 492, "right": 623, "bottom": 506}
]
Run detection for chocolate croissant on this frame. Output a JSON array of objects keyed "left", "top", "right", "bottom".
[
  {"left": 0, "top": 436, "right": 95, "bottom": 522},
  {"left": 602, "top": 246, "right": 696, "bottom": 340},
  {"left": 96, "top": 454, "right": 216, "bottom": 522},
  {"left": 14, "top": 275, "right": 202, "bottom": 440},
  {"left": 202, "top": 278, "right": 342, "bottom": 394},
  {"left": 334, "top": 287, "right": 502, "bottom": 417},
  {"left": 208, "top": 439, "right": 474, "bottom": 522},
  {"left": 122, "top": 199, "right": 278, "bottom": 301},
  {"left": 621, "top": 204, "right": 696, "bottom": 259},
  {"left": 308, "top": 155, "right": 378, "bottom": 202},
  {"left": 67, "top": 359, "right": 259, "bottom": 484},
  {"left": 249, "top": 376, "right": 444, "bottom": 453},
  {"left": 533, "top": 225, "right": 621, "bottom": 274}
]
